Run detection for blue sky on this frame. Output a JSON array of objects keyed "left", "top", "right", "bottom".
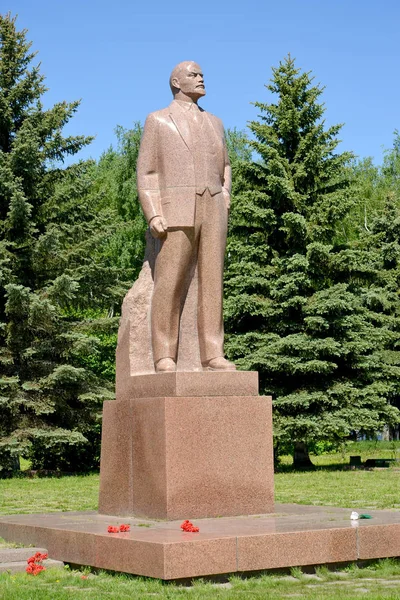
[{"left": 6, "top": 0, "right": 400, "bottom": 164}]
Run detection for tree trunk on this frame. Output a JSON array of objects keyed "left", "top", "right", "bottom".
[
  {"left": 0, "top": 452, "right": 20, "bottom": 477},
  {"left": 381, "top": 425, "right": 390, "bottom": 441},
  {"left": 293, "top": 441, "right": 314, "bottom": 469}
]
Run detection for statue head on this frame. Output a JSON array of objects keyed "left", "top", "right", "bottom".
[{"left": 169, "top": 61, "right": 206, "bottom": 102}]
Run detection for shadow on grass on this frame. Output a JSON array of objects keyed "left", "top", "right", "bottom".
[
  {"left": 0, "top": 470, "right": 100, "bottom": 480},
  {"left": 275, "top": 462, "right": 359, "bottom": 474}
]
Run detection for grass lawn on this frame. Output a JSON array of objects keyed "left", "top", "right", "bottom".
[
  {"left": 275, "top": 467, "right": 400, "bottom": 510},
  {"left": 1, "top": 559, "right": 400, "bottom": 599},
  {"left": 275, "top": 440, "right": 400, "bottom": 509},
  {"left": 0, "top": 441, "right": 400, "bottom": 598},
  {"left": 0, "top": 474, "right": 99, "bottom": 516}
]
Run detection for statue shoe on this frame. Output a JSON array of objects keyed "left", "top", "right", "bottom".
[
  {"left": 202, "top": 357, "right": 236, "bottom": 371},
  {"left": 155, "top": 358, "right": 176, "bottom": 373}
]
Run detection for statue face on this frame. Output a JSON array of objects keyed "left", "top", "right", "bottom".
[{"left": 173, "top": 63, "right": 205, "bottom": 99}]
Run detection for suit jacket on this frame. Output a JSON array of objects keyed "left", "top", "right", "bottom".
[{"left": 137, "top": 100, "right": 231, "bottom": 227}]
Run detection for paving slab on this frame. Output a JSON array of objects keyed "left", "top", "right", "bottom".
[
  {"left": 0, "top": 504, "right": 399, "bottom": 580},
  {"left": 0, "top": 547, "right": 48, "bottom": 563},
  {"left": 0, "top": 558, "right": 64, "bottom": 574}
]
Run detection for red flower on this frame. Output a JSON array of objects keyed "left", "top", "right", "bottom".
[
  {"left": 25, "top": 563, "right": 46, "bottom": 575},
  {"left": 107, "top": 524, "right": 131, "bottom": 533},
  {"left": 180, "top": 520, "right": 200, "bottom": 533},
  {"left": 33, "top": 552, "right": 47, "bottom": 561},
  {"left": 26, "top": 553, "right": 47, "bottom": 576},
  {"left": 107, "top": 525, "right": 119, "bottom": 533}
]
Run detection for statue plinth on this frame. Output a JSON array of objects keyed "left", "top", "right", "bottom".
[{"left": 98, "top": 372, "right": 274, "bottom": 520}]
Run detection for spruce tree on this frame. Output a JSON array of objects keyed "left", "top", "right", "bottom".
[
  {"left": 224, "top": 56, "right": 400, "bottom": 465},
  {"left": 356, "top": 194, "right": 400, "bottom": 420},
  {"left": 0, "top": 14, "right": 130, "bottom": 473}
]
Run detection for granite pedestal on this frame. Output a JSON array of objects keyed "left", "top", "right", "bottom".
[
  {"left": 98, "top": 371, "right": 274, "bottom": 519},
  {"left": 7, "top": 371, "right": 400, "bottom": 580},
  {"left": 1, "top": 505, "right": 400, "bottom": 580}
]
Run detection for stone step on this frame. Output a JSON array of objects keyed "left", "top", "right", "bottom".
[
  {"left": 0, "top": 547, "right": 48, "bottom": 563},
  {"left": 0, "top": 558, "right": 64, "bottom": 574},
  {"left": 0, "top": 547, "right": 64, "bottom": 573}
]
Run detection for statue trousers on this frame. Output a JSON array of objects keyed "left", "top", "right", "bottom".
[{"left": 151, "top": 189, "right": 228, "bottom": 364}]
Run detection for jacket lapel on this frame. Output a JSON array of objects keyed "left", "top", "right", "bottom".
[{"left": 169, "top": 101, "right": 192, "bottom": 153}]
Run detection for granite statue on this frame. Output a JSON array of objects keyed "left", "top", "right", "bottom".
[{"left": 135, "top": 61, "right": 236, "bottom": 374}]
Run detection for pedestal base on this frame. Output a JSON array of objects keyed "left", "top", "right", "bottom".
[
  {"left": 1, "top": 506, "right": 400, "bottom": 580},
  {"left": 99, "top": 372, "right": 274, "bottom": 519}
]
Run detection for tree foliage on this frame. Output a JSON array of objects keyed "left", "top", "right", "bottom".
[
  {"left": 0, "top": 13, "right": 133, "bottom": 473},
  {"left": 224, "top": 56, "right": 400, "bottom": 463},
  {"left": 92, "top": 124, "right": 147, "bottom": 273},
  {"left": 346, "top": 131, "right": 400, "bottom": 239}
]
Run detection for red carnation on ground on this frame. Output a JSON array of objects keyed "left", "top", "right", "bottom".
[
  {"left": 180, "top": 520, "right": 199, "bottom": 532},
  {"left": 107, "top": 525, "right": 119, "bottom": 533},
  {"left": 107, "top": 524, "right": 130, "bottom": 533},
  {"left": 26, "top": 552, "right": 47, "bottom": 575}
]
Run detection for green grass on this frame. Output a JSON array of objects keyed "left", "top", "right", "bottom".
[
  {"left": 275, "top": 469, "right": 400, "bottom": 509},
  {"left": 274, "top": 440, "right": 400, "bottom": 509},
  {"left": 0, "top": 474, "right": 99, "bottom": 515},
  {"left": 1, "top": 560, "right": 400, "bottom": 599}
]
